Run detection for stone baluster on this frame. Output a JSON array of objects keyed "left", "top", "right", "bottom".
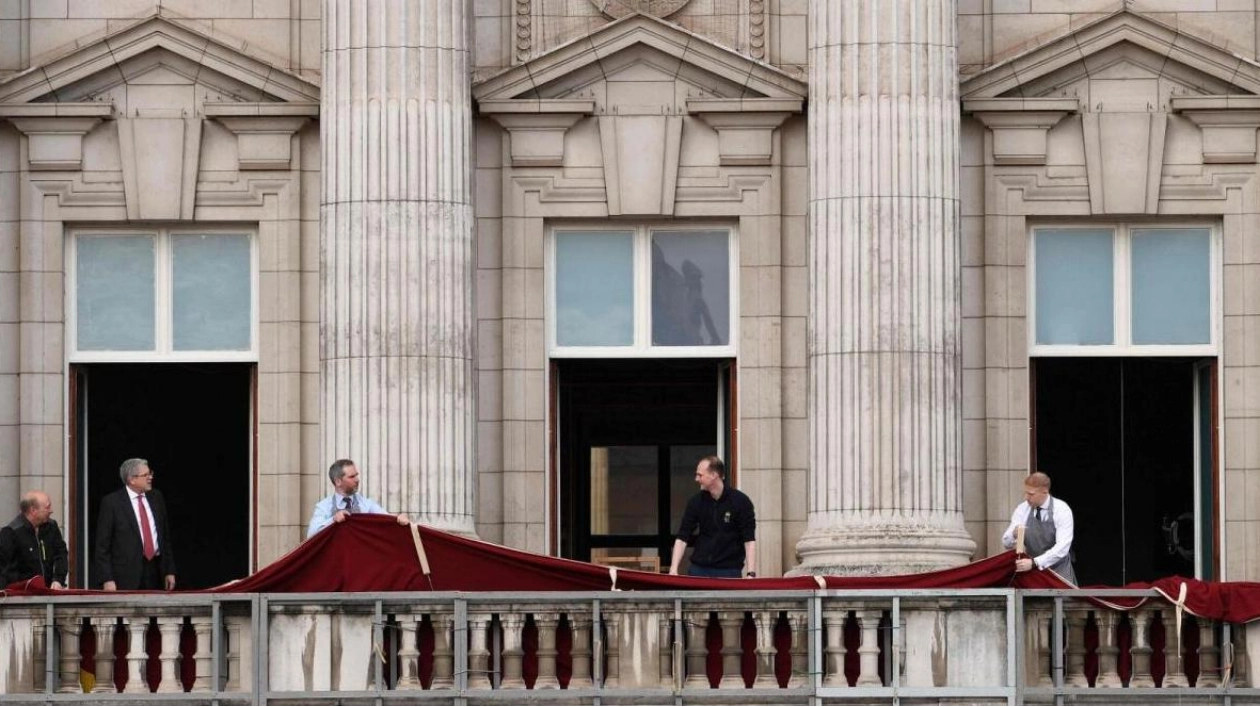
[
  {"left": 155, "top": 615, "right": 184, "bottom": 693},
  {"left": 1094, "top": 610, "right": 1122, "bottom": 687},
  {"left": 1129, "top": 610, "right": 1155, "bottom": 688},
  {"left": 855, "top": 610, "right": 882, "bottom": 686},
  {"left": 122, "top": 617, "right": 150, "bottom": 694},
  {"left": 1235, "top": 622, "right": 1249, "bottom": 685},
  {"left": 658, "top": 616, "right": 674, "bottom": 688},
  {"left": 717, "top": 611, "right": 745, "bottom": 688},
  {"left": 92, "top": 616, "right": 117, "bottom": 693},
  {"left": 431, "top": 614, "right": 455, "bottom": 689},
  {"left": 56, "top": 616, "right": 82, "bottom": 693},
  {"left": 1030, "top": 609, "right": 1053, "bottom": 687},
  {"left": 603, "top": 611, "right": 622, "bottom": 688},
  {"left": 533, "top": 612, "right": 560, "bottom": 689},
  {"left": 188, "top": 616, "right": 212, "bottom": 692},
  {"left": 752, "top": 611, "right": 779, "bottom": 688},
  {"left": 684, "top": 611, "right": 710, "bottom": 688},
  {"left": 1064, "top": 608, "right": 1089, "bottom": 687},
  {"left": 786, "top": 611, "right": 808, "bottom": 688},
  {"left": 466, "top": 614, "right": 492, "bottom": 689},
  {"left": 32, "top": 616, "right": 46, "bottom": 692},
  {"left": 568, "top": 615, "right": 593, "bottom": 689},
  {"left": 224, "top": 615, "right": 245, "bottom": 692},
  {"left": 821, "top": 610, "right": 848, "bottom": 687},
  {"left": 395, "top": 614, "right": 421, "bottom": 690},
  {"left": 499, "top": 613, "right": 525, "bottom": 689},
  {"left": 1197, "top": 617, "right": 1221, "bottom": 688},
  {"left": 1160, "top": 611, "right": 1188, "bottom": 687}
]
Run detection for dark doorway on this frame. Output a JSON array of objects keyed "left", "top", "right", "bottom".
[
  {"left": 73, "top": 363, "right": 253, "bottom": 589},
  {"left": 556, "top": 359, "right": 729, "bottom": 571},
  {"left": 1033, "top": 357, "right": 1213, "bottom": 585}
]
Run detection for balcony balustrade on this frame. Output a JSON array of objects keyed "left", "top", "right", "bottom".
[{"left": 0, "top": 588, "right": 1256, "bottom": 703}]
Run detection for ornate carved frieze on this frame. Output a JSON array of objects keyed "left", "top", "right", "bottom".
[{"left": 588, "top": 0, "right": 691, "bottom": 19}]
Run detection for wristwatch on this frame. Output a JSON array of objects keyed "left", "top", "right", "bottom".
[{"left": 746, "top": 572, "right": 757, "bottom": 578}]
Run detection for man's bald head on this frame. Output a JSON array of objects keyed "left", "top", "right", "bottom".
[{"left": 19, "top": 491, "right": 53, "bottom": 527}]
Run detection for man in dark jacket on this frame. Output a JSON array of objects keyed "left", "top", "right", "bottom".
[
  {"left": 668, "top": 455, "right": 757, "bottom": 578},
  {"left": 94, "top": 458, "right": 177, "bottom": 590},
  {"left": 0, "top": 490, "right": 68, "bottom": 589}
]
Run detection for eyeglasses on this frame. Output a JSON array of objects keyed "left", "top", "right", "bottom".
[{"left": 134, "top": 472, "right": 154, "bottom": 479}]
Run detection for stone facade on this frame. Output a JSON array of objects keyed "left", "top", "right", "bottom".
[{"left": 1, "top": 0, "right": 1259, "bottom": 584}]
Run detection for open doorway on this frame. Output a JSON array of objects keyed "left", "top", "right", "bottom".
[
  {"left": 1032, "top": 357, "right": 1217, "bottom": 585},
  {"left": 71, "top": 363, "right": 253, "bottom": 589},
  {"left": 555, "top": 359, "right": 732, "bottom": 571}
]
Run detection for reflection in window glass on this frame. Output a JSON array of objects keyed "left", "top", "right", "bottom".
[
  {"left": 590, "top": 446, "right": 657, "bottom": 535},
  {"left": 1131, "top": 229, "right": 1211, "bottom": 345},
  {"left": 77, "top": 235, "right": 155, "bottom": 351},
  {"left": 1035, "top": 229, "right": 1114, "bottom": 345},
  {"left": 651, "top": 231, "right": 729, "bottom": 346},
  {"left": 172, "top": 234, "right": 252, "bottom": 350},
  {"left": 555, "top": 232, "right": 634, "bottom": 346}
]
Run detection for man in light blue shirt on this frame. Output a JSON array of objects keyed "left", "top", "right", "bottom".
[{"left": 307, "top": 459, "right": 410, "bottom": 538}]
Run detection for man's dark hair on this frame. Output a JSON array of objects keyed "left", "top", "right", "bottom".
[
  {"left": 701, "top": 455, "right": 726, "bottom": 478},
  {"left": 328, "top": 459, "right": 356, "bottom": 484}
]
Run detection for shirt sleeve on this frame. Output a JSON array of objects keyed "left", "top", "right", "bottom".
[
  {"left": 307, "top": 497, "right": 334, "bottom": 538},
  {"left": 675, "top": 496, "right": 699, "bottom": 542},
  {"left": 1001, "top": 503, "right": 1028, "bottom": 549},
  {"left": 362, "top": 496, "right": 388, "bottom": 515},
  {"left": 737, "top": 495, "right": 756, "bottom": 543},
  {"left": 1035, "top": 501, "right": 1074, "bottom": 572},
  {"left": 48, "top": 521, "right": 68, "bottom": 585}
]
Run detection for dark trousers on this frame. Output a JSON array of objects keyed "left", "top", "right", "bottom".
[
  {"left": 688, "top": 564, "right": 742, "bottom": 578},
  {"left": 138, "top": 556, "right": 162, "bottom": 590}
]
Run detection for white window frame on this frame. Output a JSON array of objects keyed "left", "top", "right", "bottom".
[
  {"left": 68, "top": 228, "right": 259, "bottom": 363},
  {"left": 1028, "top": 222, "right": 1220, "bottom": 357},
  {"left": 547, "top": 222, "right": 739, "bottom": 358}
]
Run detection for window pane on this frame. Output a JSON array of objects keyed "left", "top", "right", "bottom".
[
  {"left": 590, "top": 446, "right": 657, "bottom": 535},
  {"left": 555, "top": 232, "right": 634, "bottom": 346},
  {"left": 1035, "top": 229, "right": 1114, "bottom": 345},
  {"left": 670, "top": 445, "right": 715, "bottom": 525},
  {"left": 651, "top": 230, "right": 730, "bottom": 346},
  {"left": 76, "top": 235, "right": 155, "bottom": 351},
  {"left": 1131, "top": 229, "right": 1211, "bottom": 345},
  {"left": 172, "top": 234, "right": 253, "bottom": 351}
]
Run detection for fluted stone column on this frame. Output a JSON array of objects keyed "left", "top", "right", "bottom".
[
  {"left": 321, "top": 0, "right": 476, "bottom": 534},
  {"left": 795, "top": 0, "right": 975, "bottom": 575}
]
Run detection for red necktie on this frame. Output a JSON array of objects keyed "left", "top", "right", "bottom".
[{"left": 137, "top": 494, "right": 156, "bottom": 560}]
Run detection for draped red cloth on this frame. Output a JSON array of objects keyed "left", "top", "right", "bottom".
[{"left": 7, "top": 515, "right": 1260, "bottom": 624}]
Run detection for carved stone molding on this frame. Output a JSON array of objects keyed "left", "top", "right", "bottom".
[
  {"left": 1172, "top": 96, "right": 1260, "bottom": 164},
  {"left": 0, "top": 103, "right": 112, "bottom": 171},
  {"left": 963, "top": 98, "right": 1077, "bottom": 166},
  {"left": 479, "top": 99, "right": 594, "bottom": 167},
  {"left": 689, "top": 98, "right": 802, "bottom": 166},
  {"left": 206, "top": 102, "right": 318, "bottom": 171}
]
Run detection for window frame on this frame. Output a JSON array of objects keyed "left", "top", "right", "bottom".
[
  {"left": 547, "top": 222, "right": 739, "bottom": 358},
  {"left": 1028, "top": 222, "right": 1220, "bottom": 357},
  {"left": 68, "top": 227, "right": 259, "bottom": 363}
]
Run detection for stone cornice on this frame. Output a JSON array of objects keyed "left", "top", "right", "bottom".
[
  {"left": 963, "top": 98, "right": 1078, "bottom": 166},
  {"left": 1172, "top": 96, "right": 1260, "bottom": 164},
  {"left": 688, "top": 98, "right": 802, "bottom": 166},
  {"left": 479, "top": 100, "right": 594, "bottom": 168},
  {"left": 1, "top": 106, "right": 111, "bottom": 171}
]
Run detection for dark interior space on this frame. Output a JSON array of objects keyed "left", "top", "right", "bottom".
[
  {"left": 75, "top": 363, "right": 253, "bottom": 589},
  {"left": 557, "top": 359, "right": 724, "bottom": 566},
  {"left": 1034, "top": 357, "right": 1200, "bottom": 586}
]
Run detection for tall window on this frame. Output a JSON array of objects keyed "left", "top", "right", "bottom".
[
  {"left": 549, "top": 225, "right": 736, "bottom": 357},
  {"left": 1031, "top": 224, "right": 1217, "bottom": 355},
  {"left": 70, "top": 230, "right": 257, "bottom": 361}
]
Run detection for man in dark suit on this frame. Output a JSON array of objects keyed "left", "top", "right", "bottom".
[{"left": 94, "top": 458, "right": 177, "bottom": 590}]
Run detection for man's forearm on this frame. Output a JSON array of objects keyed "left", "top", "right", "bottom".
[
  {"left": 744, "top": 540, "right": 756, "bottom": 575},
  {"left": 669, "top": 538, "right": 687, "bottom": 574}
]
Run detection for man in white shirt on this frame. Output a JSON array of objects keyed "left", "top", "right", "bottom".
[
  {"left": 307, "top": 459, "right": 410, "bottom": 538},
  {"left": 1001, "top": 471, "right": 1076, "bottom": 584}
]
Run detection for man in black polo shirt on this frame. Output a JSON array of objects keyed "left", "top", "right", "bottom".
[{"left": 668, "top": 455, "right": 757, "bottom": 578}]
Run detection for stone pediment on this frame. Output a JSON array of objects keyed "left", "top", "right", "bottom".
[
  {"left": 473, "top": 11, "right": 807, "bottom": 105},
  {"left": 961, "top": 9, "right": 1260, "bottom": 100},
  {"left": 0, "top": 13, "right": 320, "bottom": 106}
]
